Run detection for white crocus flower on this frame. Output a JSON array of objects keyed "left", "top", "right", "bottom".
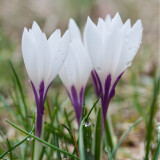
[
  {"left": 84, "top": 13, "right": 143, "bottom": 124},
  {"left": 22, "top": 21, "right": 69, "bottom": 137},
  {"left": 59, "top": 19, "right": 92, "bottom": 125}
]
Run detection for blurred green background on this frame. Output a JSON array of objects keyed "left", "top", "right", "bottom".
[{"left": 0, "top": 0, "right": 159, "bottom": 159}]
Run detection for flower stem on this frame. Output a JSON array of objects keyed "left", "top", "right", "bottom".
[
  {"left": 34, "top": 114, "right": 44, "bottom": 160},
  {"left": 105, "top": 115, "right": 115, "bottom": 151}
]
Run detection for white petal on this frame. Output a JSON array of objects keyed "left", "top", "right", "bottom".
[
  {"left": 129, "top": 19, "right": 142, "bottom": 59},
  {"left": 69, "top": 19, "right": 81, "bottom": 41},
  {"left": 48, "top": 29, "right": 61, "bottom": 54},
  {"left": 85, "top": 17, "right": 104, "bottom": 78},
  {"left": 59, "top": 39, "right": 92, "bottom": 94},
  {"left": 121, "top": 19, "right": 131, "bottom": 33},
  {"left": 105, "top": 15, "right": 112, "bottom": 30},
  {"left": 31, "top": 21, "right": 43, "bottom": 36},
  {"left": 114, "top": 20, "right": 142, "bottom": 80},
  {"left": 105, "top": 14, "right": 111, "bottom": 24},
  {"left": 111, "top": 12, "right": 123, "bottom": 29},
  {"left": 48, "top": 30, "right": 69, "bottom": 84},
  {"left": 97, "top": 18, "right": 107, "bottom": 41},
  {"left": 102, "top": 26, "right": 123, "bottom": 87},
  {"left": 22, "top": 27, "right": 39, "bottom": 89}
]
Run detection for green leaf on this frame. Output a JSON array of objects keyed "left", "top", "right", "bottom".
[
  {"left": 6, "top": 138, "right": 13, "bottom": 160},
  {"left": 0, "top": 126, "right": 34, "bottom": 159},
  {"left": 153, "top": 120, "right": 160, "bottom": 160},
  {"left": 103, "top": 133, "right": 113, "bottom": 160},
  {"left": 6, "top": 120, "right": 80, "bottom": 160},
  {"left": 79, "top": 94, "right": 102, "bottom": 160},
  {"left": 9, "top": 61, "right": 28, "bottom": 129},
  {"left": 145, "top": 78, "right": 160, "bottom": 159},
  {"left": 54, "top": 133, "right": 62, "bottom": 160},
  {"left": 105, "top": 116, "right": 115, "bottom": 151},
  {"left": 0, "top": 136, "right": 29, "bottom": 159},
  {"left": 79, "top": 117, "right": 86, "bottom": 160},
  {"left": 112, "top": 117, "right": 142, "bottom": 157},
  {"left": 85, "top": 93, "right": 102, "bottom": 121},
  {"left": 94, "top": 107, "right": 102, "bottom": 160}
]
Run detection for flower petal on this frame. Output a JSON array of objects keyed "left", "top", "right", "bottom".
[
  {"left": 84, "top": 17, "right": 104, "bottom": 80},
  {"left": 69, "top": 18, "right": 82, "bottom": 41},
  {"left": 22, "top": 27, "right": 39, "bottom": 89},
  {"left": 48, "top": 30, "right": 69, "bottom": 85}
]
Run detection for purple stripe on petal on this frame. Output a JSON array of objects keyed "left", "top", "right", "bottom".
[
  {"left": 31, "top": 80, "right": 51, "bottom": 137},
  {"left": 91, "top": 70, "right": 102, "bottom": 97},
  {"left": 68, "top": 86, "right": 84, "bottom": 126},
  {"left": 91, "top": 70, "right": 124, "bottom": 134},
  {"left": 101, "top": 74, "right": 111, "bottom": 123},
  {"left": 39, "top": 81, "right": 45, "bottom": 114},
  {"left": 43, "top": 82, "right": 52, "bottom": 103},
  {"left": 91, "top": 70, "right": 100, "bottom": 97},
  {"left": 79, "top": 87, "right": 84, "bottom": 109},
  {"left": 109, "top": 72, "right": 124, "bottom": 99},
  {"left": 103, "top": 74, "right": 111, "bottom": 102}
]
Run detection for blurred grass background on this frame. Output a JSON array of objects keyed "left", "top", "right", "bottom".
[{"left": 0, "top": 0, "right": 159, "bottom": 159}]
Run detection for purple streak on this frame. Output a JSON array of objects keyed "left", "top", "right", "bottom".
[
  {"left": 67, "top": 85, "right": 84, "bottom": 126},
  {"left": 31, "top": 80, "right": 51, "bottom": 137},
  {"left": 101, "top": 74, "right": 111, "bottom": 123},
  {"left": 92, "top": 70, "right": 124, "bottom": 124},
  {"left": 91, "top": 70, "right": 102, "bottom": 97},
  {"left": 109, "top": 72, "right": 124, "bottom": 100}
]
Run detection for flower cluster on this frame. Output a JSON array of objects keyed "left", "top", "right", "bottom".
[{"left": 22, "top": 13, "right": 142, "bottom": 137}]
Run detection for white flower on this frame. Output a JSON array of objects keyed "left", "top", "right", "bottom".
[
  {"left": 22, "top": 21, "right": 69, "bottom": 136},
  {"left": 59, "top": 19, "right": 92, "bottom": 124},
  {"left": 84, "top": 13, "right": 143, "bottom": 122},
  {"left": 22, "top": 21, "right": 69, "bottom": 94}
]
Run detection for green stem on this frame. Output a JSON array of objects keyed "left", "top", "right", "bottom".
[{"left": 105, "top": 115, "right": 115, "bottom": 151}]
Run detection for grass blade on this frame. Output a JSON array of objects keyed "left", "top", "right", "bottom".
[
  {"left": 6, "top": 120, "right": 80, "bottom": 160},
  {"left": 0, "top": 136, "right": 29, "bottom": 159},
  {"left": 79, "top": 117, "right": 86, "bottom": 160},
  {"left": 79, "top": 94, "right": 101, "bottom": 160},
  {"left": 153, "top": 120, "right": 160, "bottom": 160},
  {"left": 94, "top": 107, "right": 102, "bottom": 160},
  {"left": 105, "top": 116, "right": 115, "bottom": 151},
  {"left": 85, "top": 93, "right": 102, "bottom": 121},
  {"left": 54, "top": 133, "right": 62, "bottom": 160},
  {"left": 145, "top": 78, "right": 160, "bottom": 159},
  {"left": 104, "top": 133, "right": 113, "bottom": 160},
  {"left": 112, "top": 117, "right": 142, "bottom": 157},
  {"left": 9, "top": 61, "right": 28, "bottom": 128}
]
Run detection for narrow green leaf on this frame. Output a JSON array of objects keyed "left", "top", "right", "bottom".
[
  {"left": 0, "top": 94, "right": 18, "bottom": 122},
  {"left": 0, "top": 136, "right": 29, "bottom": 159},
  {"left": 94, "top": 107, "right": 102, "bottom": 160},
  {"left": 6, "top": 120, "right": 80, "bottom": 160},
  {"left": 0, "top": 126, "right": 34, "bottom": 159},
  {"left": 153, "top": 120, "right": 160, "bottom": 160},
  {"left": 64, "top": 108, "right": 72, "bottom": 130},
  {"left": 6, "top": 138, "right": 13, "bottom": 160},
  {"left": 103, "top": 133, "right": 113, "bottom": 160},
  {"left": 105, "top": 116, "right": 115, "bottom": 151},
  {"left": 9, "top": 61, "right": 28, "bottom": 129},
  {"left": 112, "top": 117, "right": 142, "bottom": 157},
  {"left": 79, "top": 118, "right": 86, "bottom": 160},
  {"left": 85, "top": 93, "right": 102, "bottom": 121},
  {"left": 54, "top": 133, "right": 62, "bottom": 160},
  {"left": 79, "top": 95, "right": 101, "bottom": 160},
  {"left": 145, "top": 78, "right": 160, "bottom": 159},
  {"left": 61, "top": 124, "right": 74, "bottom": 142}
]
